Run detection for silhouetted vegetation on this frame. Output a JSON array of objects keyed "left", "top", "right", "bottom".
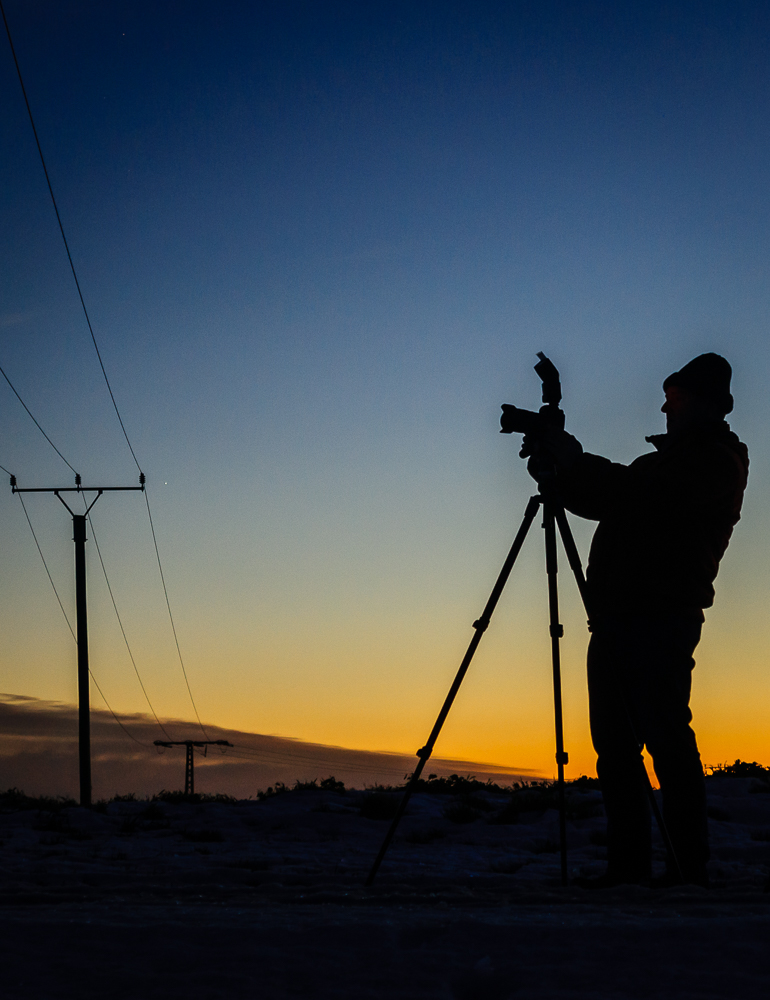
[
  {"left": 153, "top": 790, "right": 239, "bottom": 805},
  {"left": 256, "top": 781, "right": 292, "bottom": 801},
  {"left": 407, "top": 774, "right": 511, "bottom": 795},
  {"left": 706, "top": 760, "right": 770, "bottom": 779},
  {"left": 0, "top": 788, "right": 77, "bottom": 813},
  {"left": 256, "top": 776, "right": 346, "bottom": 800},
  {"left": 292, "top": 777, "right": 347, "bottom": 793},
  {"left": 4, "top": 764, "right": 768, "bottom": 819}
]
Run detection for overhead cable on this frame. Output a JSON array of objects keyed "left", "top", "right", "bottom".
[
  {"left": 17, "top": 493, "right": 149, "bottom": 747},
  {"left": 226, "top": 741, "right": 416, "bottom": 776},
  {"left": 86, "top": 506, "right": 174, "bottom": 741},
  {"left": 144, "top": 490, "right": 210, "bottom": 739},
  {"left": 89, "top": 673, "right": 151, "bottom": 748},
  {"left": 17, "top": 493, "right": 76, "bottom": 641},
  {"left": 0, "top": 0, "right": 141, "bottom": 474},
  {"left": 3, "top": 2, "right": 210, "bottom": 747},
  {"left": 0, "top": 362, "right": 79, "bottom": 476}
]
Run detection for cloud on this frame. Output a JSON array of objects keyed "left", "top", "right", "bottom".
[
  {"left": 0, "top": 307, "right": 45, "bottom": 330},
  {"left": 0, "top": 693, "right": 537, "bottom": 799}
]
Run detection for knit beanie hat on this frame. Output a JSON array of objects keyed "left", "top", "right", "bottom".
[{"left": 663, "top": 353, "right": 734, "bottom": 415}]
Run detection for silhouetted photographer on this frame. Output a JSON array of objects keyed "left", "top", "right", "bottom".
[{"left": 527, "top": 353, "right": 749, "bottom": 888}]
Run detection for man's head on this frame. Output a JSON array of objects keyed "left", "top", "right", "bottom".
[{"left": 661, "top": 353, "right": 733, "bottom": 433}]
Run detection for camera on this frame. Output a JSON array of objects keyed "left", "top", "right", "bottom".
[{"left": 500, "top": 352, "right": 565, "bottom": 437}]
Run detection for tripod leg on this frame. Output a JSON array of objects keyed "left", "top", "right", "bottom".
[
  {"left": 364, "top": 494, "right": 543, "bottom": 886},
  {"left": 543, "top": 501, "right": 569, "bottom": 887},
  {"left": 554, "top": 506, "right": 684, "bottom": 884}
]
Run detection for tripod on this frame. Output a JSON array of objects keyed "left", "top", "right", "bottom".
[{"left": 365, "top": 479, "right": 681, "bottom": 887}]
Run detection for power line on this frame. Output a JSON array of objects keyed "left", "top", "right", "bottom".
[
  {"left": 2, "top": 362, "right": 204, "bottom": 744},
  {"left": 144, "top": 489, "right": 209, "bottom": 739},
  {"left": 89, "top": 673, "right": 150, "bottom": 749},
  {"left": 225, "top": 741, "right": 417, "bottom": 776},
  {"left": 225, "top": 740, "right": 518, "bottom": 779},
  {"left": 2, "top": 3, "right": 210, "bottom": 748},
  {"left": 2, "top": 362, "right": 204, "bottom": 745},
  {"left": 16, "top": 493, "right": 149, "bottom": 748},
  {"left": 17, "top": 493, "right": 76, "bottom": 641},
  {"left": 86, "top": 505, "right": 173, "bottom": 741},
  {"left": 0, "top": 0, "right": 141, "bottom": 474},
  {"left": 0, "top": 362, "right": 78, "bottom": 476}
]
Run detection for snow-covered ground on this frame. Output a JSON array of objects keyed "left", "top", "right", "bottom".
[{"left": 0, "top": 774, "right": 768, "bottom": 998}]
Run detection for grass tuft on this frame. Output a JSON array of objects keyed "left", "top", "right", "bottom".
[
  {"left": 0, "top": 788, "right": 78, "bottom": 813},
  {"left": 153, "top": 790, "right": 239, "bottom": 805},
  {"left": 706, "top": 760, "right": 770, "bottom": 779}
]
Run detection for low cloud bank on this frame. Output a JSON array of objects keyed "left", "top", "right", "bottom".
[{"left": 0, "top": 694, "right": 537, "bottom": 799}]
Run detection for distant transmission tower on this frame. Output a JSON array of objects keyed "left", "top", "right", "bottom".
[{"left": 153, "top": 740, "right": 233, "bottom": 795}]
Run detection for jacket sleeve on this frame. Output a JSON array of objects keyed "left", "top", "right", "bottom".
[{"left": 555, "top": 451, "right": 630, "bottom": 521}]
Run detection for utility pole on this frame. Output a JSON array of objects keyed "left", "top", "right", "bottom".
[
  {"left": 12, "top": 474, "right": 145, "bottom": 807},
  {"left": 153, "top": 740, "right": 233, "bottom": 795}
]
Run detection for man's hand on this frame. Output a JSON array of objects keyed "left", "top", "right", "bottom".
[{"left": 521, "top": 427, "right": 583, "bottom": 473}]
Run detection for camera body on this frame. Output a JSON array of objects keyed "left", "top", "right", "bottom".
[{"left": 500, "top": 352, "right": 565, "bottom": 436}]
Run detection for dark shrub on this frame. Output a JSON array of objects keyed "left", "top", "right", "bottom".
[
  {"left": 707, "top": 760, "right": 770, "bottom": 779},
  {"left": 257, "top": 782, "right": 291, "bottom": 801},
  {"left": 320, "top": 777, "right": 346, "bottom": 793}
]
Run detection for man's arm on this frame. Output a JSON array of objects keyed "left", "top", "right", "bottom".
[
  {"left": 556, "top": 452, "right": 630, "bottom": 521},
  {"left": 525, "top": 426, "right": 629, "bottom": 520}
]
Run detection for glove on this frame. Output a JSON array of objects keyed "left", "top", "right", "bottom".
[{"left": 521, "top": 427, "right": 583, "bottom": 473}]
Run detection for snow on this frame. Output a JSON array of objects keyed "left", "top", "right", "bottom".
[{"left": 0, "top": 775, "right": 768, "bottom": 998}]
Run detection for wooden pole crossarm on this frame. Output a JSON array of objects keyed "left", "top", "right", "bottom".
[
  {"left": 12, "top": 484, "right": 145, "bottom": 493},
  {"left": 153, "top": 740, "right": 233, "bottom": 748}
]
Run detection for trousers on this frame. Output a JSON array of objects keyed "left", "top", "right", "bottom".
[{"left": 586, "top": 613, "right": 708, "bottom": 881}]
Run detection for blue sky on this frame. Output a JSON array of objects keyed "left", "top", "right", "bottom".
[{"left": 1, "top": 1, "right": 769, "bottom": 777}]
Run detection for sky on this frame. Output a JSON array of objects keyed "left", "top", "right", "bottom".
[
  {"left": 1, "top": 1, "right": 769, "bottom": 789},
  {"left": 0, "top": 694, "right": 532, "bottom": 799}
]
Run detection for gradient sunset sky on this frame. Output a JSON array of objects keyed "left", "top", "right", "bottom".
[{"left": 1, "top": 1, "right": 768, "bottom": 780}]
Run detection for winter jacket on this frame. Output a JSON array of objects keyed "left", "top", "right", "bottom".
[{"left": 556, "top": 422, "right": 749, "bottom": 615}]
